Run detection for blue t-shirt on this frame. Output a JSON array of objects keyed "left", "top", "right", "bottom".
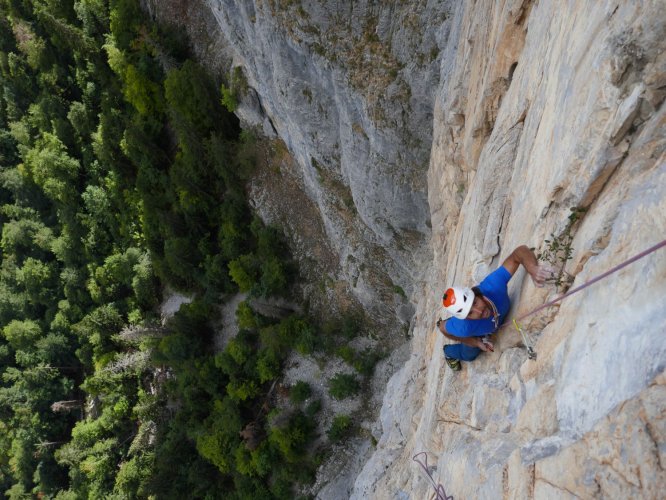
[{"left": 446, "top": 266, "right": 512, "bottom": 337}]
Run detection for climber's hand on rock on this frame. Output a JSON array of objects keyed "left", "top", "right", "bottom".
[
  {"left": 477, "top": 338, "right": 494, "bottom": 352},
  {"left": 531, "top": 264, "right": 556, "bottom": 287}
]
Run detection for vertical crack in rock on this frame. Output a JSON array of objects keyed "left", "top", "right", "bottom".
[
  {"left": 529, "top": 461, "right": 536, "bottom": 498},
  {"left": 477, "top": 123, "right": 524, "bottom": 260}
]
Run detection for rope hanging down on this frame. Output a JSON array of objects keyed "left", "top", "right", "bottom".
[
  {"left": 513, "top": 318, "right": 536, "bottom": 360},
  {"left": 412, "top": 452, "right": 454, "bottom": 500}
]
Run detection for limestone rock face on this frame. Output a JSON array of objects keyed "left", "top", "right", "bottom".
[
  {"left": 354, "top": 0, "right": 666, "bottom": 498},
  {"left": 151, "top": 0, "right": 666, "bottom": 497}
]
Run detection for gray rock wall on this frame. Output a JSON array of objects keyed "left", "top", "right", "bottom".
[{"left": 203, "top": 0, "right": 455, "bottom": 319}]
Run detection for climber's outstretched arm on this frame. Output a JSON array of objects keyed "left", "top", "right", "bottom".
[{"left": 502, "top": 245, "right": 548, "bottom": 286}]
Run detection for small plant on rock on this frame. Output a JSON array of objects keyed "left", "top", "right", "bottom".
[
  {"left": 220, "top": 66, "right": 248, "bottom": 112},
  {"left": 537, "top": 207, "right": 586, "bottom": 291}
]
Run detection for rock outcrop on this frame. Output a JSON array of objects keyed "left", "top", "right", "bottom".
[{"left": 149, "top": 0, "right": 666, "bottom": 497}]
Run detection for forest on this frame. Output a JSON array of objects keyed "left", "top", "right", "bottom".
[{"left": 0, "top": 0, "right": 380, "bottom": 498}]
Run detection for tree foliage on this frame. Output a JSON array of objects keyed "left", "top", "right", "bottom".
[
  {"left": 328, "top": 373, "right": 361, "bottom": 400},
  {"left": 0, "top": 0, "right": 310, "bottom": 497},
  {"left": 327, "top": 414, "right": 354, "bottom": 443}
]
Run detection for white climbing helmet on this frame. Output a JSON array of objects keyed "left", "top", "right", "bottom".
[{"left": 442, "top": 286, "right": 474, "bottom": 319}]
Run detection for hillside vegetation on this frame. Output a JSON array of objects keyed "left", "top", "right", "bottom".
[{"left": 0, "top": 0, "right": 378, "bottom": 497}]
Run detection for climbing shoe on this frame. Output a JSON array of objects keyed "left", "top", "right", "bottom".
[{"left": 445, "top": 356, "right": 461, "bottom": 371}]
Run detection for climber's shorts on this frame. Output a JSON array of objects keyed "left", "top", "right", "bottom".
[{"left": 443, "top": 343, "right": 481, "bottom": 362}]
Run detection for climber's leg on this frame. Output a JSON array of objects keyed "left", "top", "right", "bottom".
[{"left": 444, "top": 343, "right": 481, "bottom": 362}]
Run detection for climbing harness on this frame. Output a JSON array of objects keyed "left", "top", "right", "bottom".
[
  {"left": 488, "top": 296, "right": 500, "bottom": 330},
  {"left": 412, "top": 452, "right": 454, "bottom": 500}
]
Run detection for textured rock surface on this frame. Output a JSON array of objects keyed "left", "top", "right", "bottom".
[
  {"left": 200, "top": 0, "right": 456, "bottom": 322},
  {"left": 149, "top": 0, "right": 666, "bottom": 497},
  {"left": 354, "top": 0, "right": 666, "bottom": 498}
]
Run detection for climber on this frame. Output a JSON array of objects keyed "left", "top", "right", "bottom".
[{"left": 436, "top": 245, "right": 552, "bottom": 371}]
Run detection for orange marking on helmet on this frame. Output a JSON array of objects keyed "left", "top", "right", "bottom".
[{"left": 442, "top": 288, "right": 456, "bottom": 307}]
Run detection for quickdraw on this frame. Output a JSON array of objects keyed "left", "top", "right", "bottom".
[{"left": 513, "top": 319, "right": 536, "bottom": 360}]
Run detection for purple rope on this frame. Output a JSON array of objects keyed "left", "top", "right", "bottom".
[
  {"left": 413, "top": 452, "right": 454, "bottom": 500},
  {"left": 503, "top": 238, "right": 666, "bottom": 329}
]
